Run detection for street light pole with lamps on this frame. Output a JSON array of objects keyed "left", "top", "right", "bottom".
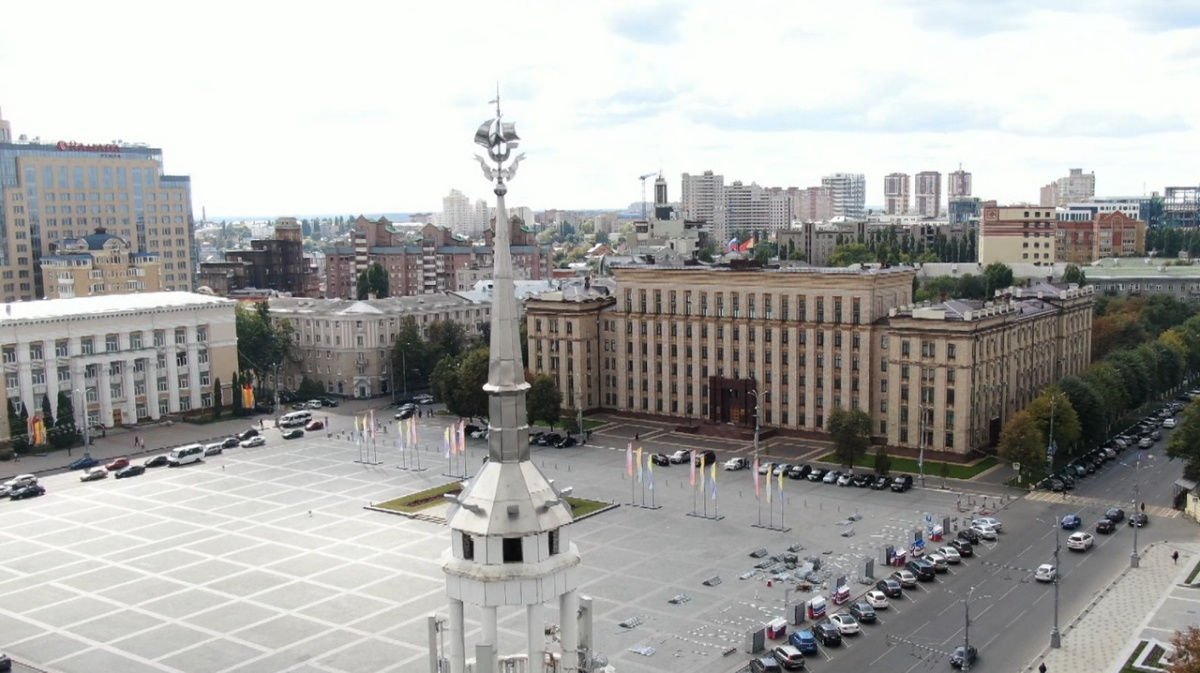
[
  {"left": 1035, "top": 514, "right": 1063, "bottom": 649},
  {"left": 961, "top": 585, "right": 990, "bottom": 671},
  {"left": 748, "top": 387, "right": 763, "bottom": 527},
  {"left": 1116, "top": 458, "right": 1147, "bottom": 568}
]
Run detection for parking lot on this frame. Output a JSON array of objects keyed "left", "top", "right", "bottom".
[{"left": 0, "top": 405, "right": 1192, "bottom": 673}]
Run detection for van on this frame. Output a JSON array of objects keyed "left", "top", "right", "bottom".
[
  {"left": 891, "top": 474, "right": 913, "bottom": 492},
  {"left": 281, "top": 410, "right": 312, "bottom": 427},
  {"left": 167, "top": 444, "right": 204, "bottom": 466}
]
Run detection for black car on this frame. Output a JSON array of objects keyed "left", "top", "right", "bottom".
[
  {"left": 950, "top": 645, "right": 977, "bottom": 669},
  {"left": 537, "top": 433, "right": 563, "bottom": 446},
  {"left": 554, "top": 436, "right": 578, "bottom": 449},
  {"left": 849, "top": 601, "right": 877, "bottom": 623},
  {"left": 651, "top": 453, "right": 671, "bottom": 466},
  {"left": 851, "top": 473, "right": 874, "bottom": 487},
  {"left": 749, "top": 657, "right": 783, "bottom": 673},
  {"left": 144, "top": 455, "right": 170, "bottom": 468},
  {"left": 222, "top": 436, "right": 241, "bottom": 449},
  {"left": 237, "top": 428, "right": 260, "bottom": 441},
  {"left": 1106, "top": 508, "right": 1126, "bottom": 523},
  {"left": 808, "top": 468, "right": 829, "bottom": 482},
  {"left": 871, "top": 476, "right": 890, "bottom": 490},
  {"left": 319, "top": 398, "right": 339, "bottom": 407},
  {"left": 9, "top": 483, "right": 45, "bottom": 500},
  {"left": 1129, "top": 513, "right": 1149, "bottom": 527},
  {"left": 1056, "top": 473, "right": 1076, "bottom": 489},
  {"left": 957, "top": 528, "right": 980, "bottom": 544},
  {"left": 282, "top": 428, "right": 305, "bottom": 440},
  {"left": 115, "top": 464, "right": 146, "bottom": 479},
  {"left": 906, "top": 559, "right": 936, "bottom": 581},
  {"left": 1040, "top": 477, "right": 1065, "bottom": 492},
  {"left": 1096, "top": 518, "right": 1116, "bottom": 534},
  {"left": 464, "top": 424, "right": 483, "bottom": 436},
  {"left": 814, "top": 623, "right": 842, "bottom": 646},
  {"left": 950, "top": 538, "right": 974, "bottom": 556},
  {"left": 0, "top": 652, "right": 10, "bottom": 671},
  {"left": 528, "top": 431, "right": 545, "bottom": 445},
  {"left": 891, "top": 474, "right": 913, "bottom": 492},
  {"left": 875, "top": 577, "right": 903, "bottom": 598},
  {"left": 694, "top": 450, "right": 717, "bottom": 467},
  {"left": 788, "top": 464, "right": 812, "bottom": 480}
]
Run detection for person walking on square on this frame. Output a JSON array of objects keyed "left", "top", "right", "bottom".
[
  {"left": 1173, "top": 550, "right": 1180, "bottom": 565},
  {"left": 1039, "top": 662, "right": 1047, "bottom": 673}
]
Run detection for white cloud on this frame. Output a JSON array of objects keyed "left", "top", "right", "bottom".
[{"left": 0, "top": 0, "right": 1196, "bottom": 216}]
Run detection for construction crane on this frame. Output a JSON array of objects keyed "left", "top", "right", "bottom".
[{"left": 638, "top": 172, "right": 658, "bottom": 221}]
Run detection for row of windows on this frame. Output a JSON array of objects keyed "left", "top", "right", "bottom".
[
  {"left": 1, "top": 328, "right": 209, "bottom": 362},
  {"left": 620, "top": 289, "right": 865, "bottom": 324}
]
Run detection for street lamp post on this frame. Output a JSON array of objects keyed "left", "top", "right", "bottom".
[
  {"left": 1051, "top": 518, "right": 1062, "bottom": 648},
  {"left": 1132, "top": 471, "right": 1141, "bottom": 568},
  {"left": 962, "top": 585, "right": 990, "bottom": 671},
  {"left": 401, "top": 343, "right": 409, "bottom": 399}
]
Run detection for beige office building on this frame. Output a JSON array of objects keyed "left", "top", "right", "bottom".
[
  {"left": 979, "top": 204, "right": 1058, "bottom": 266},
  {"left": 526, "top": 264, "right": 1094, "bottom": 456},
  {"left": 40, "top": 228, "right": 163, "bottom": 299}
]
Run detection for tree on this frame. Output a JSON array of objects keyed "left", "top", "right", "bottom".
[
  {"left": 872, "top": 446, "right": 892, "bottom": 476},
  {"left": 7, "top": 398, "right": 25, "bottom": 453},
  {"left": 355, "top": 261, "right": 390, "bottom": 300},
  {"left": 52, "top": 391, "right": 80, "bottom": 449},
  {"left": 212, "top": 377, "right": 223, "bottom": 419},
  {"left": 1062, "top": 264, "right": 1087, "bottom": 286},
  {"left": 231, "top": 371, "right": 244, "bottom": 416},
  {"left": 431, "top": 357, "right": 461, "bottom": 416},
  {"left": 997, "top": 410, "right": 1048, "bottom": 486},
  {"left": 235, "top": 302, "right": 296, "bottom": 392},
  {"left": 432, "top": 347, "right": 491, "bottom": 420},
  {"left": 956, "top": 274, "right": 987, "bottom": 299},
  {"left": 1025, "top": 389, "right": 1081, "bottom": 455},
  {"left": 827, "top": 407, "right": 872, "bottom": 469},
  {"left": 393, "top": 315, "right": 428, "bottom": 392},
  {"left": 983, "top": 262, "right": 1014, "bottom": 297},
  {"left": 1167, "top": 400, "right": 1200, "bottom": 481},
  {"left": 297, "top": 376, "right": 325, "bottom": 400},
  {"left": 1057, "top": 376, "right": 1107, "bottom": 448},
  {"left": 527, "top": 375, "right": 563, "bottom": 429},
  {"left": 828, "top": 244, "right": 876, "bottom": 267},
  {"left": 1169, "top": 625, "right": 1200, "bottom": 673},
  {"left": 425, "top": 320, "right": 468, "bottom": 372}
]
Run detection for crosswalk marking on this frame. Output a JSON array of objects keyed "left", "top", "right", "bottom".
[{"left": 1024, "top": 490, "right": 1179, "bottom": 518}]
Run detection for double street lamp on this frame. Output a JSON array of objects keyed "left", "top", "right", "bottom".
[{"left": 1035, "top": 515, "right": 1063, "bottom": 649}]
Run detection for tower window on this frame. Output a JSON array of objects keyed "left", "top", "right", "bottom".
[
  {"left": 549, "top": 529, "right": 560, "bottom": 556},
  {"left": 503, "top": 537, "right": 523, "bottom": 563},
  {"left": 461, "top": 532, "right": 474, "bottom": 561}
]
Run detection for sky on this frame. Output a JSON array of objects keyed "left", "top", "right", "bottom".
[{"left": 1, "top": 0, "right": 1197, "bottom": 218}]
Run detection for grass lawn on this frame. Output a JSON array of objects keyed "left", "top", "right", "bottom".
[
  {"left": 373, "top": 482, "right": 611, "bottom": 519},
  {"left": 815, "top": 453, "right": 998, "bottom": 480},
  {"left": 1187, "top": 558, "right": 1200, "bottom": 585},
  {"left": 1120, "top": 641, "right": 1149, "bottom": 673}
]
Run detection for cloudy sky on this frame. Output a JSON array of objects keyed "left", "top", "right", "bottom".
[{"left": 1, "top": 0, "right": 1196, "bottom": 218}]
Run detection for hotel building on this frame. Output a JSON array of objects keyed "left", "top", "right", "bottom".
[
  {"left": 526, "top": 263, "right": 1093, "bottom": 456},
  {"left": 0, "top": 292, "right": 237, "bottom": 438},
  {"left": 0, "top": 108, "right": 195, "bottom": 301}
]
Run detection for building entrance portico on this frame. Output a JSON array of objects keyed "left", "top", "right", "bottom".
[{"left": 709, "top": 376, "right": 755, "bottom": 426}]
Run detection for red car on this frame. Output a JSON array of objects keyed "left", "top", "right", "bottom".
[
  {"left": 305, "top": 420, "right": 325, "bottom": 431},
  {"left": 106, "top": 457, "right": 130, "bottom": 471}
]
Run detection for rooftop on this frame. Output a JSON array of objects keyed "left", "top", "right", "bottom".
[
  {"left": 0, "top": 292, "right": 232, "bottom": 323},
  {"left": 268, "top": 293, "right": 483, "bottom": 315},
  {"left": 1086, "top": 258, "right": 1200, "bottom": 277}
]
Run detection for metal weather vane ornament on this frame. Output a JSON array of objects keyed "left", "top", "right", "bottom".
[{"left": 473, "top": 90, "right": 525, "bottom": 191}]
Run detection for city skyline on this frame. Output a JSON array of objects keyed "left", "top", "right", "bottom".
[{"left": 1, "top": 1, "right": 1196, "bottom": 218}]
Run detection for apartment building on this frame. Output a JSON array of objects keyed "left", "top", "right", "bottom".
[
  {"left": 40, "top": 228, "right": 163, "bottom": 299},
  {"left": 948, "top": 169, "right": 972, "bottom": 200},
  {"left": 1054, "top": 211, "right": 1146, "bottom": 264},
  {"left": 793, "top": 186, "right": 834, "bottom": 223},
  {"left": 884, "top": 173, "right": 910, "bottom": 215},
  {"left": 0, "top": 108, "right": 195, "bottom": 301},
  {"left": 681, "top": 170, "right": 725, "bottom": 226},
  {"left": 914, "top": 171, "right": 942, "bottom": 218},
  {"left": 979, "top": 205, "right": 1058, "bottom": 266},
  {"left": 1040, "top": 168, "right": 1096, "bottom": 207},
  {"left": 0, "top": 292, "right": 237, "bottom": 437},
  {"left": 821, "top": 173, "right": 866, "bottom": 219},
  {"left": 268, "top": 293, "right": 490, "bottom": 399},
  {"left": 525, "top": 262, "right": 1093, "bottom": 455}
]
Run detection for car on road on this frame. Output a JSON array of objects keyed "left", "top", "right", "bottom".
[
  {"left": 218, "top": 437, "right": 239, "bottom": 449},
  {"left": 891, "top": 569, "right": 918, "bottom": 588},
  {"left": 787, "top": 464, "right": 812, "bottom": 480},
  {"left": 937, "top": 547, "right": 962, "bottom": 563},
  {"left": 749, "top": 656, "right": 783, "bottom": 673},
  {"left": 80, "top": 467, "right": 108, "bottom": 482},
  {"left": 1164, "top": 418, "right": 1177, "bottom": 428},
  {"left": 851, "top": 473, "right": 874, "bottom": 487},
  {"left": 864, "top": 590, "right": 890, "bottom": 609},
  {"left": 535, "top": 433, "right": 562, "bottom": 446},
  {"left": 1061, "top": 514, "right": 1083, "bottom": 530},
  {"left": 788, "top": 630, "right": 819, "bottom": 655},
  {"left": 1130, "top": 513, "right": 1149, "bottom": 527},
  {"left": 836, "top": 472, "right": 855, "bottom": 487},
  {"left": 829, "top": 613, "right": 860, "bottom": 635},
  {"left": 554, "top": 436, "right": 578, "bottom": 449},
  {"left": 204, "top": 443, "right": 225, "bottom": 456},
  {"left": 890, "top": 474, "right": 913, "bottom": 492},
  {"left": 957, "top": 528, "right": 980, "bottom": 544},
  {"left": 724, "top": 457, "right": 749, "bottom": 471},
  {"left": 237, "top": 428, "right": 260, "bottom": 441},
  {"left": 871, "top": 475, "right": 890, "bottom": 490},
  {"left": 395, "top": 404, "right": 417, "bottom": 420},
  {"left": 282, "top": 429, "right": 305, "bottom": 440},
  {"left": 470, "top": 429, "right": 489, "bottom": 440},
  {"left": 849, "top": 601, "right": 877, "bottom": 623},
  {"left": 772, "top": 463, "right": 792, "bottom": 476},
  {"left": 671, "top": 450, "right": 692, "bottom": 464},
  {"left": 950, "top": 645, "right": 978, "bottom": 669},
  {"left": 1096, "top": 518, "right": 1116, "bottom": 534},
  {"left": 414, "top": 394, "right": 435, "bottom": 405},
  {"left": 1067, "top": 532, "right": 1094, "bottom": 551},
  {"left": 106, "top": 457, "right": 130, "bottom": 471},
  {"left": 9, "top": 483, "right": 45, "bottom": 500},
  {"left": 950, "top": 539, "right": 974, "bottom": 557},
  {"left": 971, "top": 517, "right": 1003, "bottom": 532},
  {"left": 1040, "top": 477, "right": 1065, "bottom": 492},
  {"left": 68, "top": 455, "right": 99, "bottom": 470},
  {"left": 305, "top": 420, "right": 325, "bottom": 431},
  {"left": 694, "top": 450, "right": 717, "bottom": 467},
  {"left": 970, "top": 523, "right": 998, "bottom": 540},
  {"left": 240, "top": 436, "right": 266, "bottom": 448},
  {"left": 1, "top": 474, "right": 37, "bottom": 495},
  {"left": 808, "top": 468, "right": 829, "bottom": 482},
  {"left": 144, "top": 455, "right": 170, "bottom": 468},
  {"left": 770, "top": 645, "right": 805, "bottom": 671},
  {"left": 876, "top": 578, "right": 903, "bottom": 598},
  {"left": 814, "top": 623, "right": 842, "bottom": 646},
  {"left": 1035, "top": 563, "right": 1057, "bottom": 582},
  {"left": 0, "top": 652, "right": 10, "bottom": 671},
  {"left": 320, "top": 397, "right": 341, "bottom": 407},
  {"left": 1106, "top": 508, "right": 1126, "bottom": 523},
  {"left": 651, "top": 453, "right": 671, "bottom": 466},
  {"left": 822, "top": 470, "right": 842, "bottom": 484},
  {"left": 115, "top": 464, "right": 146, "bottom": 479}
]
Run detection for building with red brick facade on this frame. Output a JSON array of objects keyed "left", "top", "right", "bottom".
[{"left": 1054, "top": 211, "right": 1145, "bottom": 264}]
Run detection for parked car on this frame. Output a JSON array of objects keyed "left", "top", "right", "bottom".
[
  {"left": 535, "top": 433, "right": 562, "bottom": 446},
  {"left": 957, "top": 528, "right": 980, "bottom": 544},
  {"left": 282, "top": 429, "right": 305, "bottom": 440},
  {"left": 68, "top": 455, "right": 99, "bottom": 470},
  {"left": 305, "top": 420, "right": 325, "bottom": 431},
  {"left": 750, "top": 656, "right": 783, "bottom": 673},
  {"left": 949, "top": 539, "right": 974, "bottom": 557},
  {"left": 0, "top": 652, "right": 11, "bottom": 672},
  {"left": 694, "top": 450, "right": 717, "bottom": 467},
  {"left": 1040, "top": 477, "right": 1065, "bottom": 492},
  {"left": 1061, "top": 514, "right": 1083, "bottom": 530},
  {"left": 937, "top": 546, "right": 962, "bottom": 563},
  {"left": 1035, "top": 563, "right": 1057, "bottom": 582},
  {"left": 971, "top": 517, "right": 1003, "bottom": 532},
  {"left": 669, "top": 450, "right": 691, "bottom": 464},
  {"left": 870, "top": 476, "right": 890, "bottom": 490},
  {"left": 829, "top": 614, "right": 860, "bottom": 635},
  {"left": 9, "top": 483, "right": 45, "bottom": 500},
  {"left": 1096, "top": 518, "right": 1116, "bottom": 534},
  {"left": 1129, "top": 513, "right": 1149, "bottom": 527},
  {"left": 1067, "top": 532, "right": 1094, "bottom": 551},
  {"left": 395, "top": 404, "right": 417, "bottom": 420},
  {"left": 970, "top": 523, "right": 998, "bottom": 540},
  {"left": 891, "top": 474, "right": 913, "bottom": 492},
  {"left": 849, "top": 601, "right": 877, "bottom": 623},
  {"left": 851, "top": 473, "right": 873, "bottom": 487},
  {"left": 554, "top": 436, "right": 578, "bottom": 449},
  {"left": 1164, "top": 418, "right": 1177, "bottom": 429},
  {"left": 808, "top": 468, "right": 829, "bottom": 482},
  {"left": 759, "top": 460, "right": 776, "bottom": 474},
  {"left": 724, "top": 457, "right": 750, "bottom": 471},
  {"left": 950, "top": 645, "right": 978, "bottom": 670},
  {"left": 788, "top": 629, "right": 819, "bottom": 655},
  {"left": 822, "top": 470, "right": 842, "bottom": 484},
  {"left": 320, "top": 397, "right": 340, "bottom": 407},
  {"left": 905, "top": 559, "right": 935, "bottom": 582},
  {"left": 80, "top": 467, "right": 108, "bottom": 482},
  {"left": 144, "top": 455, "right": 170, "bottom": 468},
  {"left": 651, "top": 453, "right": 671, "bottom": 466},
  {"left": 787, "top": 464, "right": 812, "bottom": 480},
  {"left": 773, "top": 463, "right": 792, "bottom": 476},
  {"left": 926, "top": 553, "right": 949, "bottom": 573},
  {"left": 813, "top": 623, "right": 842, "bottom": 646},
  {"left": 864, "top": 590, "right": 890, "bottom": 609},
  {"left": 891, "top": 569, "right": 918, "bottom": 588},
  {"left": 770, "top": 645, "right": 805, "bottom": 671},
  {"left": 1, "top": 474, "right": 37, "bottom": 495},
  {"left": 204, "top": 443, "right": 225, "bottom": 456},
  {"left": 836, "top": 472, "right": 855, "bottom": 487},
  {"left": 240, "top": 436, "right": 266, "bottom": 448},
  {"left": 464, "top": 424, "right": 483, "bottom": 436},
  {"left": 221, "top": 436, "right": 240, "bottom": 449},
  {"left": 237, "top": 428, "right": 260, "bottom": 441},
  {"left": 875, "top": 578, "right": 903, "bottom": 598},
  {"left": 106, "top": 457, "right": 130, "bottom": 471},
  {"left": 115, "top": 464, "right": 146, "bottom": 479},
  {"left": 413, "top": 394, "right": 434, "bottom": 405}
]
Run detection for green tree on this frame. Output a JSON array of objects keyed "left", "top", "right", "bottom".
[
  {"left": 297, "top": 376, "right": 325, "bottom": 400},
  {"left": 526, "top": 375, "right": 563, "bottom": 429},
  {"left": 425, "top": 320, "right": 468, "bottom": 372},
  {"left": 231, "top": 371, "right": 244, "bottom": 416},
  {"left": 872, "top": 445, "right": 892, "bottom": 476},
  {"left": 827, "top": 407, "right": 872, "bottom": 469},
  {"left": 430, "top": 356, "right": 461, "bottom": 415},
  {"left": 1025, "top": 389, "right": 1081, "bottom": 455},
  {"left": 1167, "top": 400, "right": 1200, "bottom": 481},
  {"left": 52, "top": 391, "right": 80, "bottom": 449},
  {"left": 355, "top": 261, "right": 390, "bottom": 300},
  {"left": 997, "top": 410, "right": 1048, "bottom": 486},
  {"left": 393, "top": 315, "right": 428, "bottom": 393},
  {"left": 432, "top": 348, "right": 491, "bottom": 420},
  {"left": 1057, "top": 376, "right": 1107, "bottom": 448},
  {"left": 40, "top": 394, "right": 54, "bottom": 438},
  {"left": 956, "top": 274, "right": 987, "bottom": 299},
  {"left": 212, "top": 377, "right": 223, "bottom": 419},
  {"left": 235, "top": 302, "right": 296, "bottom": 392},
  {"left": 828, "top": 244, "right": 876, "bottom": 267},
  {"left": 983, "top": 262, "right": 1014, "bottom": 296},
  {"left": 1062, "top": 264, "right": 1087, "bottom": 285},
  {"left": 916, "top": 276, "right": 960, "bottom": 302}
]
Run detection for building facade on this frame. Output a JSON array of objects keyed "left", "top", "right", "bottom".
[
  {"left": 0, "top": 109, "right": 195, "bottom": 301},
  {"left": 202, "top": 220, "right": 319, "bottom": 297},
  {"left": 793, "top": 186, "right": 835, "bottom": 223},
  {"left": 1040, "top": 168, "right": 1096, "bottom": 207},
  {"left": 821, "top": 173, "right": 866, "bottom": 219},
  {"left": 41, "top": 228, "right": 163, "bottom": 299},
  {"left": 884, "top": 173, "right": 910, "bottom": 215},
  {"left": 0, "top": 292, "right": 237, "bottom": 438},
  {"left": 1054, "top": 211, "right": 1146, "bottom": 264},
  {"left": 525, "top": 262, "right": 1093, "bottom": 455},
  {"left": 914, "top": 171, "right": 942, "bottom": 218},
  {"left": 681, "top": 170, "right": 725, "bottom": 227},
  {"left": 325, "top": 217, "right": 550, "bottom": 300},
  {"left": 719, "top": 181, "right": 791, "bottom": 243},
  {"left": 979, "top": 205, "right": 1058, "bottom": 266},
  {"left": 269, "top": 293, "right": 490, "bottom": 399},
  {"left": 948, "top": 169, "right": 972, "bottom": 200}
]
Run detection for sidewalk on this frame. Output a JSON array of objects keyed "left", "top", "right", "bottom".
[{"left": 1023, "top": 540, "right": 1198, "bottom": 673}]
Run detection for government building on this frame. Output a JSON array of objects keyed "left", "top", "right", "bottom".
[
  {"left": 525, "top": 261, "right": 1094, "bottom": 456},
  {"left": 0, "top": 292, "right": 237, "bottom": 439}
]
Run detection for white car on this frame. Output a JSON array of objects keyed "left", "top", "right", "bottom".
[
  {"left": 723, "top": 457, "right": 749, "bottom": 471},
  {"left": 1066, "top": 532, "right": 1094, "bottom": 551},
  {"left": 937, "top": 547, "right": 962, "bottom": 563},
  {"left": 971, "top": 517, "right": 1003, "bottom": 533},
  {"left": 1164, "top": 418, "right": 1177, "bottom": 429},
  {"left": 927, "top": 553, "right": 949, "bottom": 572},
  {"left": 829, "top": 613, "right": 860, "bottom": 635},
  {"left": 1035, "top": 563, "right": 1057, "bottom": 582},
  {"left": 669, "top": 450, "right": 691, "bottom": 464},
  {"left": 758, "top": 461, "right": 776, "bottom": 475},
  {"left": 79, "top": 467, "right": 108, "bottom": 482},
  {"left": 864, "top": 590, "right": 890, "bottom": 609},
  {"left": 970, "top": 523, "right": 998, "bottom": 540},
  {"left": 240, "top": 436, "right": 266, "bottom": 448},
  {"left": 836, "top": 472, "right": 855, "bottom": 486},
  {"left": 773, "top": 463, "right": 792, "bottom": 476}
]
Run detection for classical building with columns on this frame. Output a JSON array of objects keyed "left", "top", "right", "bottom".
[{"left": 0, "top": 292, "right": 237, "bottom": 435}]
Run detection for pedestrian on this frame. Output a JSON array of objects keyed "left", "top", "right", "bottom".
[
  {"left": 1173, "top": 550, "right": 1180, "bottom": 565},
  {"left": 1141, "top": 501, "right": 1146, "bottom": 513},
  {"left": 1039, "top": 662, "right": 1047, "bottom": 673},
  {"left": 134, "top": 435, "right": 139, "bottom": 448}
]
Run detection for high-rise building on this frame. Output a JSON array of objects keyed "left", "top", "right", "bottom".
[
  {"left": 719, "top": 181, "right": 791, "bottom": 243},
  {"left": 1040, "top": 168, "right": 1096, "bottom": 207},
  {"left": 914, "top": 171, "right": 942, "bottom": 218},
  {"left": 821, "top": 173, "right": 866, "bottom": 218},
  {"left": 794, "top": 186, "right": 834, "bottom": 222},
  {"left": 681, "top": 170, "right": 724, "bottom": 228},
  {"left": 0, "top": 107, "right": 11, "bottom": 143},
  {"left": 0, "top": 108, "right": 196, "bottom": 301},
  {"left": 948, "top": 168, "right": 972, "bottom": 199},
  {"left": 884, "top": 173, "right": 910, "bottom": 215},
  {"left": 442, "top": 189, "right": 473, "bottom": 235}
]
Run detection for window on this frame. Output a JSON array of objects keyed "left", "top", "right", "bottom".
[
  {"left": 154, "top": 330, "right": 166, "bottom": 347},
  {"left": 502, "top": 537, "right": 523, "bottom": 563},
  {"left": 548, "top": 529, "right": 560, "bottom": 556},
  {"left": 81, "top": 338, "right": 94, "bottom": 355},
  {"left": 175, "top": 329, "right": 187, "bottom": 345},
  {"left": 462, "top": 533, "right": 474, "bottom": 560},
  {"left": 106, "top": 335, "right": 119, "bottom": 352},
  {"left": 29, "top": 343, "right": 43, "bottom": 360},
  {"left": 197, "top": 327, "right": 208, "bottom": 342}
]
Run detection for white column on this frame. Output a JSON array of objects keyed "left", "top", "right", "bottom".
[
  {"left": 16, "top": 344, "right": 32, "bottom": 416},
  {"left": 526, "top": 602, "right": 543, "bottom": 667},
  {"left": 166, "top": 343, "right": 180, "bottom": 411},
  {"left": 560, "top": 590, "right": 579, "bottom": 672},
  {"left": 99, "top": 361, "right": 113, "bottom": 427},
  {"left": 449, "top": 598, "right": 466, "bottom": 673},
  {"left": 187, "top": 326, "right": 201, "bottom": 410},
  {"left": 147, "top": 355, "right": 160, "bottom": 420},
  {"left": 123, "top": 354, "right": 137, "bottom": 424},
  {"left": 481, "top": 605, "right": 498, "bottom": 648}
]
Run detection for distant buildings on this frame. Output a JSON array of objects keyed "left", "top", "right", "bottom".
[
  {"left": 197, "top": 220, "right": 319, "bottom": 298},
  {"left": 914, "top": 171, "right": 942, "bottom": 218},
  {"left": 1040, "top": 168, "right": 1096, "bottom": 207},
  {"left": 41, "top": 228, "right": 163, "bottom": 299},
  {"left": 948, "top": 168, "right": 972, "bottom": 200},
  {"left": 793, "top": 186, "right": 835, "bottom": 223},
  {"left": 821, "top": 173, "right": 867, "bottom": 219},
  {"left": 884, "top": 173, "right": 911, "bottom": 215},
  {"left": 979, "top": 204, "right": 1058, "bottom": 266},
  {"left": 1164, "top": 187, "right": 1200, "bottom": 227},
  {"left": 1054, "top": 211, "right": 1146, "bottom": 264}
]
